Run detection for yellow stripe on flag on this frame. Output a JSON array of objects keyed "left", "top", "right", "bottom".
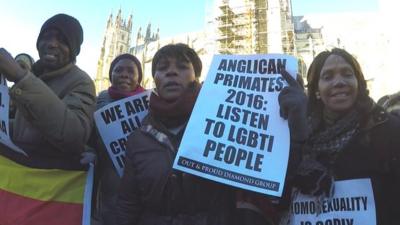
[{"left": 0, "top": 155, "right": 86, "bottom": 203}]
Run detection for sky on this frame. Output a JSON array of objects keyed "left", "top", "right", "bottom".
[{"left": 0, "top": 0, "right": 379, "bottom": 79}]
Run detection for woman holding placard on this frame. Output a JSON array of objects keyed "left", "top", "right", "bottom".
[
  {"left": 90, "top": 53, "right": 146, "bottom": 225},
  {"left": 115, "top": 43, "right": 240, "bottom": 225},
  {"left": 279, "top": 48, "right": 400, "bottom": 224}
]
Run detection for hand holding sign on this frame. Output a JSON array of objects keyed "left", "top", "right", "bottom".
[
  {"left": 278, "top": 69, "right": 309, "bottom": 142},
  {"left": 173, "top": 54, "right": 297, "bottom": 196}
]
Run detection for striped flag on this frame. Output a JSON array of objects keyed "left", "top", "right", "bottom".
[{"left": 0, "top": 155, "right": 93, "bottom": 225}]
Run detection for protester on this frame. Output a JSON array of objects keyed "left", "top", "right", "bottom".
[
  {"left": 115, "top": 43, "right": 237, "bottom": 225},
  {"left": 0, "top": 13, "right": 95, "bottom": 224},
  {"left": 377, "top": 91, "right": 400, "bottom": 117},
  {"left": 278, "top": 48, "right": 400, "bottom": 224},
  {"left": 15, "top": 53, "right": 35, "bottom": 71},
  {"left": 91, "top": 53, "right": 146, "bottom": 225},
  {"left": 234, "top": 71, "right": 308, "bottom": 225},
  {"left": 0, "top": 13, "right": 95, "bottom": 158}
]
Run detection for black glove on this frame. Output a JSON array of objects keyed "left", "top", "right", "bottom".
[{"left": 278, "top": 69, "right": 310, "bottom": 142}]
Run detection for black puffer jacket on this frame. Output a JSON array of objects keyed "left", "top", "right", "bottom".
[{"left": 115, "top": 114, "right": 236, "bottom": 225}]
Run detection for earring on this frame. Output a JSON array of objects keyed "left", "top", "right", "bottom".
[{"left": 316, "top": 92, "right": 321, "bottom": 99}]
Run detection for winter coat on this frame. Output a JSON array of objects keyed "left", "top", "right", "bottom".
[
  {"left": 91, "top": 90, "right": 125, "bottom": 225},
  {"left": 0, "top": 62, "right": 96, "bottom": 170},
  {"left": 330, "top": 105, "right": 400, "bottom": 224},
  {"left": 115, "top": 114, "right": 236, "bottom": 225}
]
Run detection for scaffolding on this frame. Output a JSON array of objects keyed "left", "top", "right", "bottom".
[
  {"left": 215, "top": 0, "right": 295, "bottom": 55},
  {"left": 216, "top": 0, "right": 254, "bottom": 54},
  {"left": 254, "top": 0, "right": 268, "bottom": 53}
]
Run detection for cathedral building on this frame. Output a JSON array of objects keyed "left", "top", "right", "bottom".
[
  {"left": 95, "top": 0, "right": 308, "bottom": 93},
  {"left": 94, "top": 9, "right": 132, "bottom": 93}
]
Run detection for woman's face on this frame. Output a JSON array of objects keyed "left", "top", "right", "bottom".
[
  {"left": 154, "top": 56, "right": 196, "bottom": 102},
  {"left": 318, "top": 54, "right": 359, "bottom": 114},
  {"left": 111, "top": 58, "right": 139, "bottom": 92}
]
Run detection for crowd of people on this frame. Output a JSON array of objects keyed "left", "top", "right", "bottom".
[{"left": 0, "top": 13, "right": 399, "bottom": 225}]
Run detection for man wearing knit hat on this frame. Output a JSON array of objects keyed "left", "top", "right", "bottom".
[{"left": 0, "top": 14, "right": 95, "bottom": 225}]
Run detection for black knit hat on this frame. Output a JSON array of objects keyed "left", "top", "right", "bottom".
[
  {"left": 109, "top": 54, "right": 143, "bottom": 84},
  {"left": 36, "top": 14, "right": 83, "bottom": 60},
  {"left": 152, "top": 43, "right": 202, "bottom": 78}
]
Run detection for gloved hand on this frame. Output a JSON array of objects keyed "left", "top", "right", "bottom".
[
  {"left": 292, "top": 158, "right": 334, "bottom": 197},
  {"left": 278, "top": 69, "right": 310, "bottom": 142}
]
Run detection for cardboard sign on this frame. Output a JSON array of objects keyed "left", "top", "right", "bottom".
[
  {"left": 94, "top": 90, "right": 151, "bottom": 176},
  {"left": 0, "top": 75, "right": 26, "bottom": 155},
  {"left": 173, "top": 54, "right": 297, "bottom": 196},
  {"left": 290, "top": 178, "right": 376, "bottom": 225}
]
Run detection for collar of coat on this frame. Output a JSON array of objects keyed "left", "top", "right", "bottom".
[
  {"left": 361, "top": 104, "right": 388, "bottom": 132},
  {"left": 139, "top": 114, "right": 184, "bottom": 153},
  {"left": 32, "top": 61, "right": 75, "bottom": 81}
]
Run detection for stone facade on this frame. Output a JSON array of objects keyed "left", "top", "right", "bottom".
[
  {"left": 94, "top": 9, "right": 132, "bottom": 93},
  {"left": 96, "top": 1, "right": 296, "bottom": 91}
]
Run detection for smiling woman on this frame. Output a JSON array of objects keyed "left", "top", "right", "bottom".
[
  {"left": 307, "top": 48, "right": 370, "bottom": 118},
  {"left": 316, "top": 54, "right": 359, "bottom": 114},
  {"left": 111, "top": 59, "right": 139, "bottom": 91},
  {"left": 91, "top": 53, "right": 146, "bottom": 225},
  {"left": 282, "top": 48, "right": 400, "bottom": 225},
  {"left": 109, "top": 54, "right": 143, "bottom": 94}
]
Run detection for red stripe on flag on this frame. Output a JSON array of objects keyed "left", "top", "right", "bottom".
[{"left": 0, "top": 189, "right": 83, "bottom": 225}]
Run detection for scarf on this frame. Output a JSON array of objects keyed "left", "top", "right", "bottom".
[
  {"left": 108, "top": 85, "right": 145, "bottom": 100},
  {"left": 291, "top": 110, "right": 360, "bottom": 215},
  {"left": 149, "top": 81, "right": 201, "bottom": 128},
  {"left": 307, "top": 109, "right": 359, "bottom": 158}
]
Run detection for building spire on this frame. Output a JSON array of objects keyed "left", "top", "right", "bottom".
[
  {"left": 95, "top": 9, "right": 133, "bottom": 94},
  {"left": 116, "top": 8, "right": 122, "bottom": 27},
  {"left": 127, "top": 14, "right": 133, "bottom": 32},
  {"left": 107, "top": 13, "right": 113, "bottom": 28}
]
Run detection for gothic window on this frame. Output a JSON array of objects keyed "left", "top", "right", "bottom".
[
  {"left": 121, "top": 34, "right": 125, "bottom": 41},
  {"left": 120, "top": 45, "right": 123, "bottom": 53}
]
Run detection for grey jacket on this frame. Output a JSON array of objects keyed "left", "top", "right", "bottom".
[{"left": 1, "top": 62, "right": 96, "bottom": 169}]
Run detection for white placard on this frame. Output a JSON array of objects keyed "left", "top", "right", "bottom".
[
  {"left": 290, "top": 178, "right": 376, "bottom": 225},
  {"left": 0, "top": 74, "right": 26, "bottom": 155},
  {"left": 94, "top": 90, "right": 151, "bottom": 176},
  {"left": 173, "top": 54, "right": 297, "bottom": 196}
]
